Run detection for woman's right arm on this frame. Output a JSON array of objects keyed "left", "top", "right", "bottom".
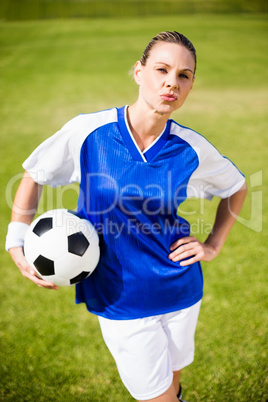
[{"left": 7, "top": 171, "right": 58, "bottom": 289}]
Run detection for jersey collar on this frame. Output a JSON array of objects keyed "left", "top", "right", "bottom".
[{"left": 117, "top": 106, "right": 171, "bottom": 163}]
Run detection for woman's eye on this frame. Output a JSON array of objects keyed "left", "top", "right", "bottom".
[
  {"left": 179, "top": 74, "right": 189, "bottom": 79},
  {"left": 158, "top": 68, "right": 167, "bottom": 73}
]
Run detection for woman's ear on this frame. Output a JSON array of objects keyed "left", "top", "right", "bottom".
[
  {"left": 190, "top": 75, "right": 196, "bottom": 91},
  {"left": 133, "top": 61, "right": 142, "bottom": 85}
]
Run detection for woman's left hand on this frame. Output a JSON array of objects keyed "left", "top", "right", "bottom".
[
  {"left": 168, "top": 236, "right": 218, "bottom": 266},
  {"left": 168, "top": 184, "right": 248, "bottom": 267}
]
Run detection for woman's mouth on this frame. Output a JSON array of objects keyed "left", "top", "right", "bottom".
[{"left": 160, "top": 93, "right": 177, "bottom": 102}]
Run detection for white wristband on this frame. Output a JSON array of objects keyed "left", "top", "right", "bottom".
[{"left": 5, "top": 222, "right": 30, "bottom": 252}]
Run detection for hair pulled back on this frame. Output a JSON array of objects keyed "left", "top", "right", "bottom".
[{"left": 140, "top": 31, "right": 197, "bottom": 74}]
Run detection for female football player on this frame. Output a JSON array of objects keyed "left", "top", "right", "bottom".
[{"left": 6, "top": 31, "right": 247, "bottom": 401}]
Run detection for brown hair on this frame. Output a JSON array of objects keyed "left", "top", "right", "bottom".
[{"left": 140, "top": 31, "right": 197, "bottom": 75}]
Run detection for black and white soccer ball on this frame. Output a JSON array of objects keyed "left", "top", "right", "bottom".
[{"left": 24, "top": 209, "right": 100, "bottom": 286}]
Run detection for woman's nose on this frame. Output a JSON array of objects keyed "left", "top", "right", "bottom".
[{"left": 165, "top": 77, "right": 178, "bottom": 90}]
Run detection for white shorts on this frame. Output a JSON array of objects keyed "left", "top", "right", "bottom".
[{"left": 98, "top": 300, "right": 201, "bottom": 401}]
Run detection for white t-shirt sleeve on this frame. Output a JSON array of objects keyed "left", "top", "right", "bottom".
[
  {"left": 23, "top": 115, "right": 85, "bottom": 187},
  {"left": 188, "top": 140, "right": 245, "bottom": 199},
  {"left": 173, "top": 123, "right": 246, "bottom": 200},
  {"left": 23, "top": 109, "right": 117, "bottom": 187}
]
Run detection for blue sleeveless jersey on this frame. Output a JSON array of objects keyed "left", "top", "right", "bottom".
[{"left": 23, "top": 106, "right": 245, "bottom": 319}]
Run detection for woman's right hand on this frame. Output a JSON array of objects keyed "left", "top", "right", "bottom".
[{"left": 9, "top": 247, "right": 58, "bottom": 290}]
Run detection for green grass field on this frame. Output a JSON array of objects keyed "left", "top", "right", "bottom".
[{"left": 0, "top": 14, "right": 267, "bottom": 401}]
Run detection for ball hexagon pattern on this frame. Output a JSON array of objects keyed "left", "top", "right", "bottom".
[
  {"left": 24, "top": 209, "right": 100, "bottom": 286},
  {"left": 68, "top": 232, "right": 89, "bottom": 256}
]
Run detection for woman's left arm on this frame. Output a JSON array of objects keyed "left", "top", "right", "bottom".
[{"left": 169, "top": 182, "right": 248, "bottom": 266}]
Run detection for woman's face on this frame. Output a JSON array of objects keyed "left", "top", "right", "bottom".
[{"left": 134, "top": 42, "right": 195, "bottom": 117}]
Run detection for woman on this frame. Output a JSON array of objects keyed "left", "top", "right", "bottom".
[{"left": 6, "top": 31, "right": 247, "bottom": 401}]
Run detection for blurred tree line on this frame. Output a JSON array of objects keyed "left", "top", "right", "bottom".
[{"left": 0, "top": 0, "right": 267, "bottom": 21}]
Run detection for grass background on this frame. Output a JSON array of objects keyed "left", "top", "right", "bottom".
[{"left": 0, "top": 12, "right": 267, "bottom": 401}]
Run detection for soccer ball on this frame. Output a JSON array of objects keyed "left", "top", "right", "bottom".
[{"left": 24, "top": 209, "right": 100, "bottom": 286}]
